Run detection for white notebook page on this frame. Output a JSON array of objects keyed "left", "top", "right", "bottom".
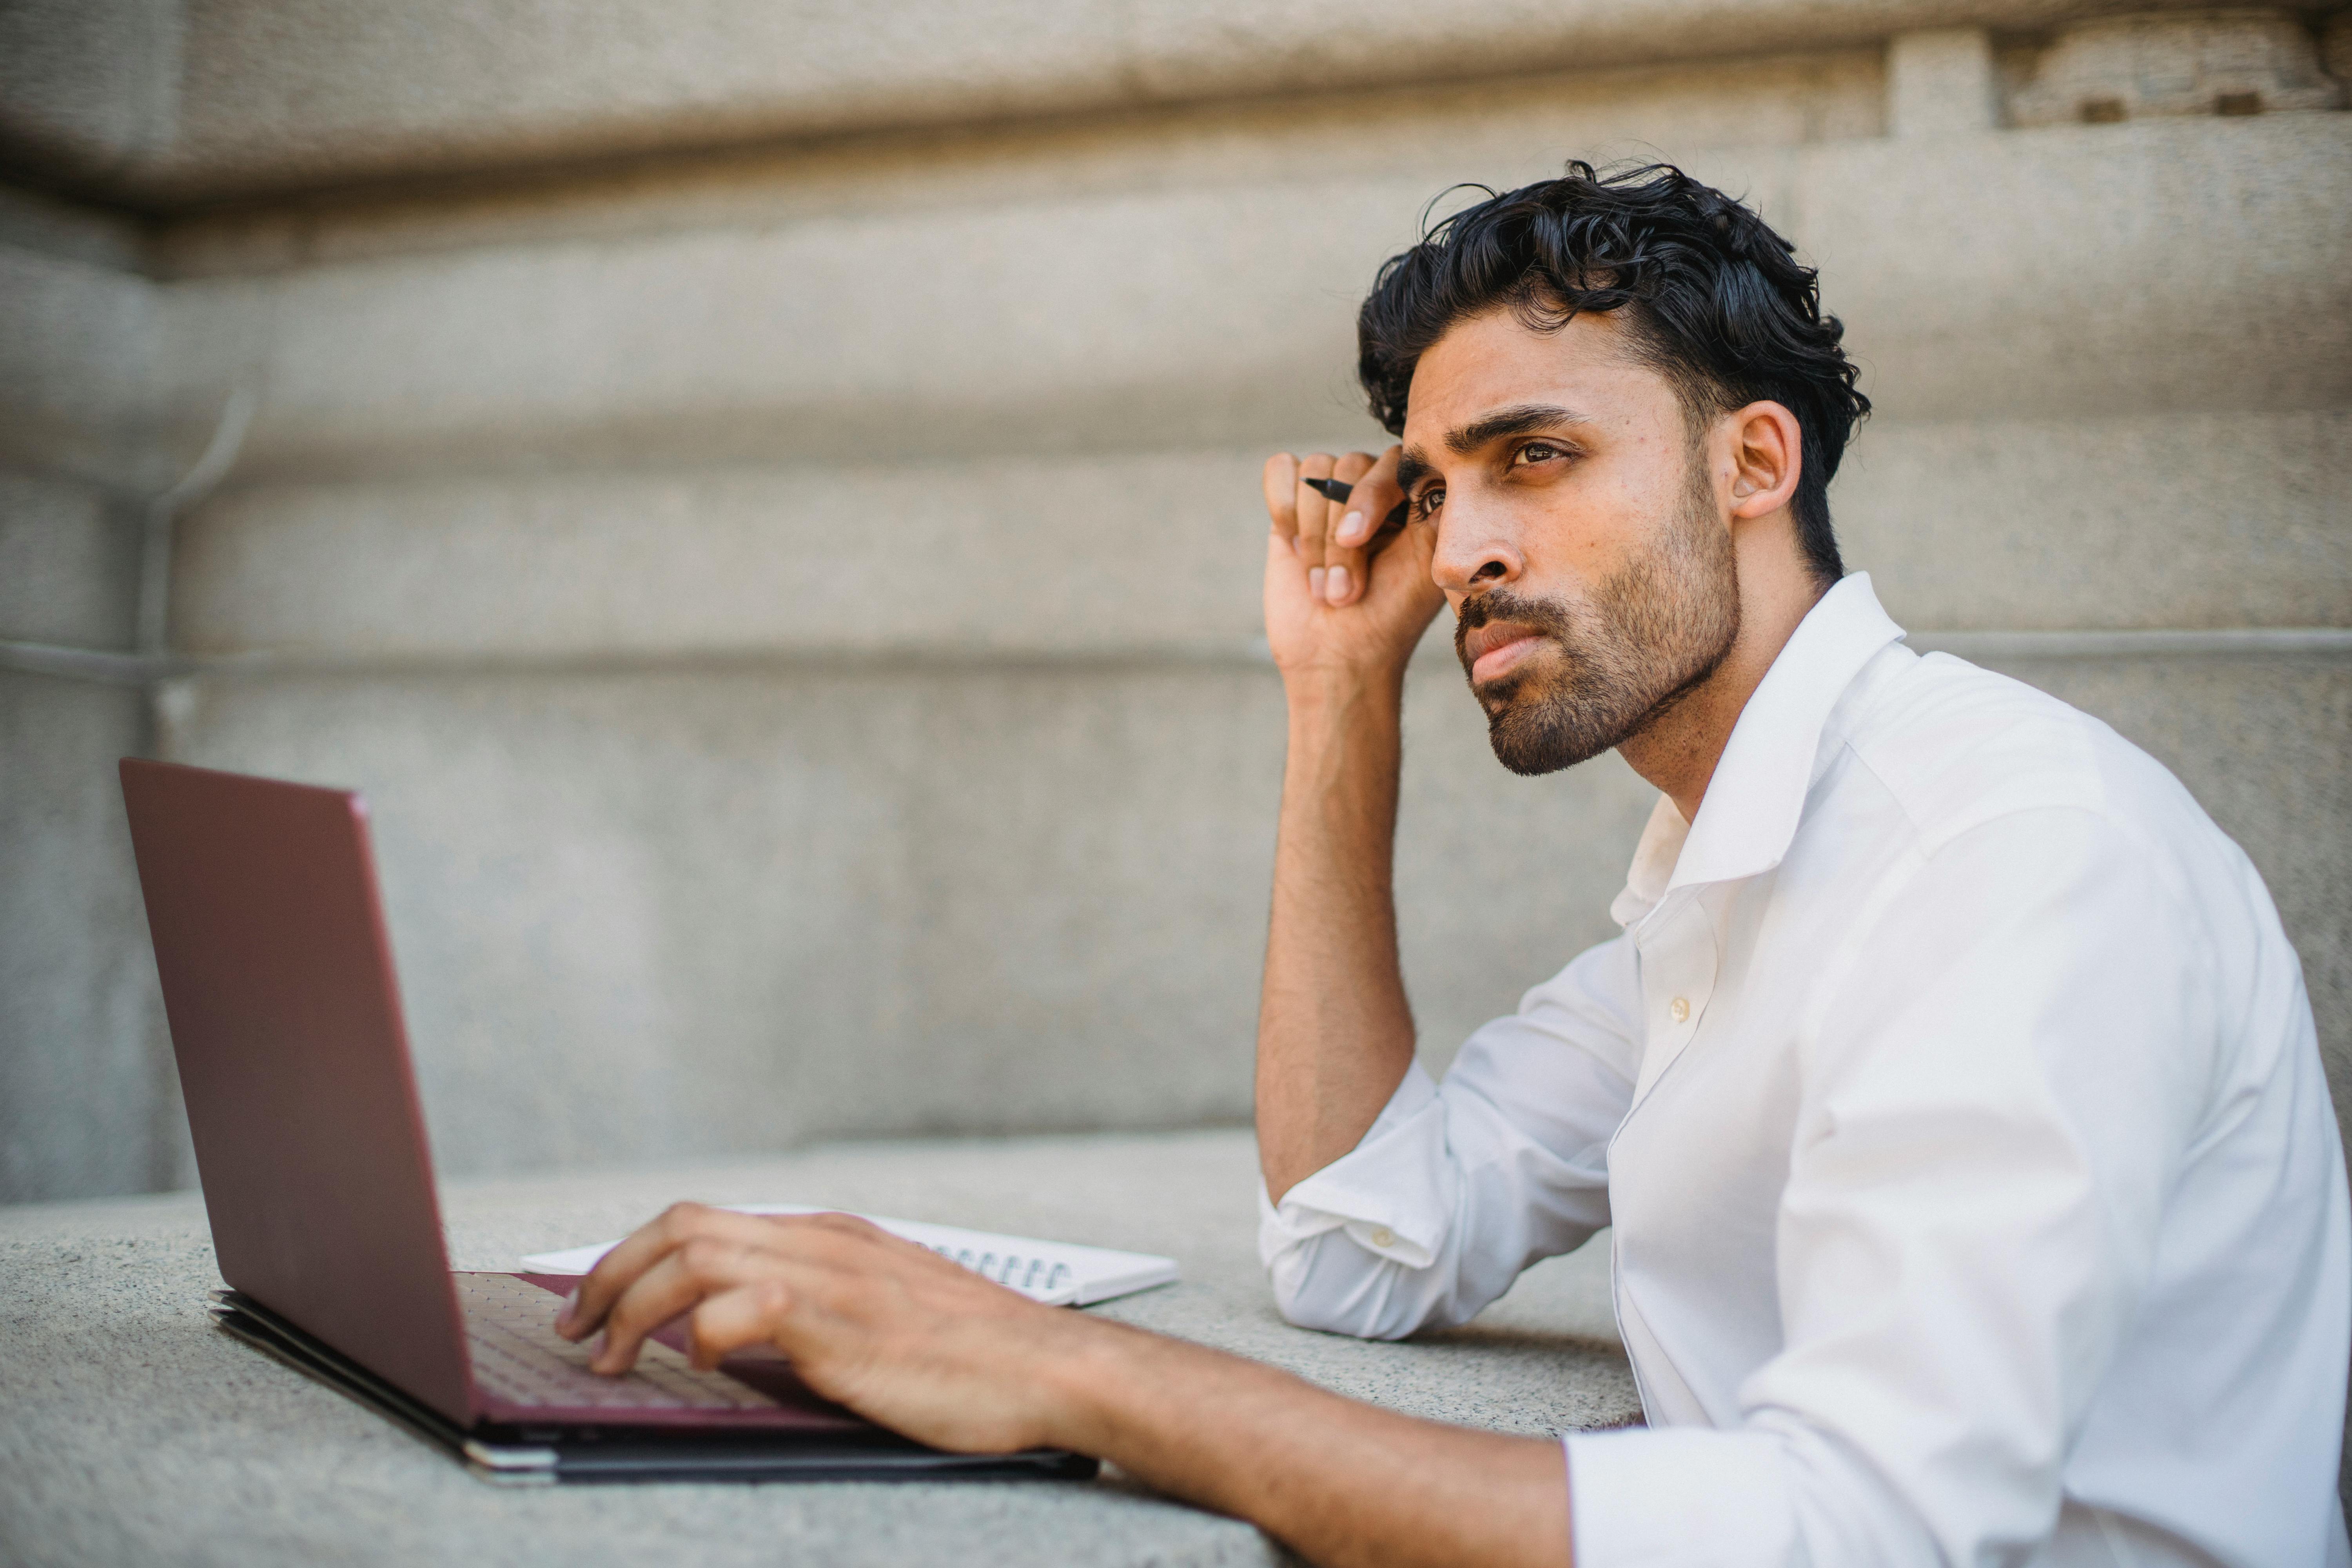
[{"left": 519, "top": 1205, "right": 1179, "bottom": 1307}]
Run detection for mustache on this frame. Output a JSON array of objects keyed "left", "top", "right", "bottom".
[{"left": 1453, "top": 588, "right": 1581, "bottom": 664}]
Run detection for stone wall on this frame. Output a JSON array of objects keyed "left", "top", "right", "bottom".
[{"left": 4, "top": 4, "right": 2348, "bottom": 1208}]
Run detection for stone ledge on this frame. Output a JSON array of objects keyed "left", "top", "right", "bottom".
[
  {"left": 158, "top": 412, "right": 2352, "bottom": 664},
  {"left": 0, "top": 0, "right": 2270, "bottom": 208},
  {"left": 0, "top": 1129, "right": 1630, "bottom": 1566},
  {"left": 117, "top": 118, "right": 2347, "bottom": 484}
]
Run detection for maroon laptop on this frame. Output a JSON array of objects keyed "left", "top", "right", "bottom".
[{"left": 119, "top": 757, "right": 1092, "bottom": 1484}]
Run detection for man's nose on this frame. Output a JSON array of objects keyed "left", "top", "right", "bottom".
[{"left": 1430, "top": 505, "right": 1523, "bottom": 594}]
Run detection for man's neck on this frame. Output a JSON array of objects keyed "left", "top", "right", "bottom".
[{"left": 1619, "top": 537, "right": 1829, "bottom": 825}]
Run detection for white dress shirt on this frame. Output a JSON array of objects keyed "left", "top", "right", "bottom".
[{"left": 1260, "top": 574, "right": 2351, "bottom": 1566}]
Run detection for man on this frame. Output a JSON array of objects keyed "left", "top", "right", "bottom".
[{"left": 558, "top": 165, "right": 2350, "bottom": 1565}]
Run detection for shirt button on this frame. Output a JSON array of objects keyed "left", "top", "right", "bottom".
[
  {"left": 1369, "top": 1225, "right": 1396, "bottom": 1249},
  {"left": 1670, "top": 996, "right": 1690, "bottom": 1024}
]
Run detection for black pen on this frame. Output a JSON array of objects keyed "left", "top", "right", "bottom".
[{"left": 1301, "top": 475, "right": 1410, "bottom": 530}]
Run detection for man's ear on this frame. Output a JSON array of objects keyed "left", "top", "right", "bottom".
[{"left": 1725, "top": 401, "right": 1803, "bottom": 521}]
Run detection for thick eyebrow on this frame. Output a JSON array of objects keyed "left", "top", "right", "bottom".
[
  {"left": 1397, "top": 403, "right": 1593, "bottom": 498},
  {"left": 1445, "top": 402, "right": 1591, "bottom": 455},
  {"left": 1396, "top": 446, "right": 1434, "bottom": 496}
]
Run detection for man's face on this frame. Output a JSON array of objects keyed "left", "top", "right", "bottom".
[{"left": 1397, "top": 307, "right": 1740, "bottom": 776}]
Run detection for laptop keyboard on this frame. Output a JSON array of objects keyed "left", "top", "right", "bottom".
[{"left": 457, "top": 1272, "right": 779, "bottom": 1411}]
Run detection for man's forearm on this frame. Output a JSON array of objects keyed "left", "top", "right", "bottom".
[
  {"left": 1257, "top": 666, "right": 1420, "bottom": 1200},
  {"left": 1044, "top": 1315, "right": 1572, "bottom": 1568}
]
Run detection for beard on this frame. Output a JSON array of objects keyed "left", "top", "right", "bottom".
[{"left": 1454, "top": 455, "right": 1740, "bottom": 777}]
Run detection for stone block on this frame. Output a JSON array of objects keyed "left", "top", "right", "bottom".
[
  {"left": 0, "top": 472, "right": 141, "bottom": 648},
  {"left": 1796, "top": 115, "right": 2352, "bottom": 426},
  {"left": 0, "top": 0, "right": 2226, "bottom": 205},
  {"left": 0, "top": 181, "right": 147, "bottom": 274},
  {"left": 166, "top": 406, "right": 2348, "bottom": 668},
  {"left": 162, "top": 0, "right": 1136, "bottom": 201},
  {"left": 0, "top": 0, "right": 178, "bottom": 187},
  {"left": 150, "top": 50, "right": 1880, "bottom": 280},
  {"left": 169, "top": 451, "right": 1281, "bottom": 660},
  {"left": 150, "top": 114, "right": 2349, "bottom": 485},
  {"left": 0, "top": 244, "right": 166, "bottom": 486},
  {"left": 2010, "top": 11, "right": 2343, "bottom": 127},
  {"left": 1888, "top": 27, "right": 2001, "bottom": 138},
  {"left": 141, "top": 654, "right": 1669, "bottom": 1178},
  {"left": 159, "top": 174, "right": 1393, "bottom": 476},
  {"left": 0, "top": 671, "right": 183, "bottom": 1202},
  {"left": 1835, "top": 410, "right": 2352, "bottom": 632},
  {"left": 151, "top": 663, "right": 1288, "bottom": 1175}
]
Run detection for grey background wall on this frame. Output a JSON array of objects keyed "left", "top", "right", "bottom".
[{"left": 4, "top": 2, "right": 2348, "bottom": 1209}]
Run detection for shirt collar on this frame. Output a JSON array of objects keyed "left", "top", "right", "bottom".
[{"left": 1610, "top": 572, "right": 1906, "bottom": 927}]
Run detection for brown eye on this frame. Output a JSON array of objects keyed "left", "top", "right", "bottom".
[{"left": 1417, "top": 488, "right": 1445, "bottom": 519}]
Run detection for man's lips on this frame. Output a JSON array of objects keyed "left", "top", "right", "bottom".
[{"left": 1463, "top": 622, "right": 1546, "bottom": 684}]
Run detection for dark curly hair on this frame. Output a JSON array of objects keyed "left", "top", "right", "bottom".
[{"left": 1357, "top": 162, "right": 1868, "bottom": 584}]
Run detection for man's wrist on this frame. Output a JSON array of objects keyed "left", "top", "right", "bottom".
[
  {"left": 1281, "top": 661, "right": 1406, "bottom": 731},
  {"left": 1029, "top": 1312, "right": 1158, "bottom": 1458}
]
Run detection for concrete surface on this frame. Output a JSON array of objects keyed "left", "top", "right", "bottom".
[
  {"left": 2009, "top": 10, "right": 2345, "bottom": 126},
  {"left": 0, "top": 1127, "right": 1634, "bottom": 1568},
  {"left": 1887, "top": 27, "right": 2000, "bottom": 139},
  {"left": 120, "top": 641, "right": 2346, "bottom": 1193},
  {"left": 1835, "top": 412, "right": 2352, "bottom": 633},
  {"left": 0, "top": 0, "right": 2261, "bottom": 204},
  {"left": 162, "top": 411, "right": 2352, "bottom": 665},
  {"left": 0, "top": 672, "right": 182, "bottom": 1201},
  {"left": 3, "top": 8, "right": 2345, "bottom": 1243},
  {"left": 0, "top": 472, "right": 139, "bottom": 648},
  {"left": 3, "top": 0, "right": 2345, "bottom": 1519},
  {"left": 124, "top": 115, "right": 2352, "bottom": 483},
  {"left": 145, "top": 47, "right": 1882, "bottom": 284}
]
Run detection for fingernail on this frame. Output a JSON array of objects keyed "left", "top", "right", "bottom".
[
  {"left": 1337, "top": 510, "right": 1367, "bottom": 543},
  {"left": 1327, "top": 565, "right": 1352, "bottom": 603},
  {"left": 1308, "top": 567, "right": 1326, "bottom": 599},
  {"left": 555, "top": 1285, "right": 580, "bottom": 1334}
]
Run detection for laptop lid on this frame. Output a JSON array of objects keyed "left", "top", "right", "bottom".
[{"left": 120, "top": 758, "right": 475, "bottom": 1425}]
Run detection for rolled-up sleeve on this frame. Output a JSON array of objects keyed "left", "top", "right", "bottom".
[
  {"left": 1258, "top": 933, "right": 1644, "bottom": 1339},
  {"left": 1568, "top": 808, "right": 2246, "bottom": 1565}
]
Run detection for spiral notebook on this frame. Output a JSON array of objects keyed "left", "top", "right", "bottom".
[{"left": 520, "top": 1206, "right": 1180, "bottom": 1307}]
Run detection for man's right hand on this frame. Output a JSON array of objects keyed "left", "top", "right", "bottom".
[
  {"left": 1254, "top": 446, "right": 1436, "bottom": 1202},
  {"left": 1262, "top": 447, "right": 1445, "bottom": 684}
]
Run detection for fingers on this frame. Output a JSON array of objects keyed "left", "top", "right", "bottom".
[
  {"left": 560, "top": 1201, "right": 780, "bottom": 1347},
  {"left": 687, "top": 1280, "right": 795, "bottom": 1370},
  {"left": 1292, "top": 452, "right": 1338, "bottom": 604},
  {"left": 1265, "top": 450, "right": 1384, "bottom": 608},
  {"left": 1316, "top": 451, "right": 1378, "bottom": 608},
  {"left": 1348, "top": 445, "right": 1409, "bottom": 563},
  {"left": 564, "top": 1205, "right": 967, "bottom": 1375},
  {"left": 536, "top": 1200, "right": 1082, "bottom": 1454},
  {"left": 1262, "top": 452, "right": 1300, "bottom": 554},
  {"left": 589, "top": 1232, "right": 777, "bottom": 1374}
]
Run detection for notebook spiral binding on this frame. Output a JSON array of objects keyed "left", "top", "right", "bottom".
[{"left": 928, "top": 1247, "right": 1074, "bottom": 1295}]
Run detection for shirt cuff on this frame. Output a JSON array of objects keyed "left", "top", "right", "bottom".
[
  {"left": 1564, "top": 1426, "right": 1799, "bottom": 1567},
  {"left": 1258, "top": 1062, "right": 1448, "bottom": 1270}
]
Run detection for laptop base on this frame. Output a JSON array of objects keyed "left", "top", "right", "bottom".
[{"left": 210, "top": 1291, "right": 1100, "bottom": 1486}]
